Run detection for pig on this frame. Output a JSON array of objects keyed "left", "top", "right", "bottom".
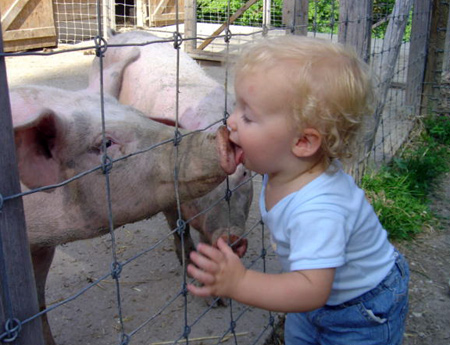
[
  {"left": 10, "top": 84, "right": 239, "bottom": 345},
  {"left": 89, "top": 30, "right": 252, "bottom": 264}
]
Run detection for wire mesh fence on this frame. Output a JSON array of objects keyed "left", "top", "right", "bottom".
[{"left": 0, "top": 0, "right": 443, "bottom": 344}]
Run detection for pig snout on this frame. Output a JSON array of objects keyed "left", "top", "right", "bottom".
[
  {"left": 215, "top": 233, "right": 248, "bottom": 258},
  {"left": 216, "top": 126, "right": 238, "bottom": 175}
]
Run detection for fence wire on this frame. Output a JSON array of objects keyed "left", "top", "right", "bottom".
[{"left": 0, "top": 0, "right": 436, "bottom": 344}]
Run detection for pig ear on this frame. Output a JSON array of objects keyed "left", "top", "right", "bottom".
[
  {"left": 14, "top": 110, "right": 63, "bottom": 189},
  {"left": 88, "top": 47, "right": 140, "bottom": 98}
]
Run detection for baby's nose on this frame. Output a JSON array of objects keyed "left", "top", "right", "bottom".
[{"left": 227, "top": 112, "right": 237, "bottom": 131}]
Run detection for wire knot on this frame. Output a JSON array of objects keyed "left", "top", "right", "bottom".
[
  {"left": 183, "top": 325, "right": 191, "bottom": 338},
  {"left": 1, "top": 318, "right": 22, "bottom": 343},
  {"left": 224, "top": 29, "right": 232, "bottom": 43},
  {"left": 101, "top": 154, "right": 113, "bottom": 174},
  {"left": 261, "top": 248, "right": 267, "bottom": 258},
  {"left": 176, "top": 219, "right": 186, "bottom": 236},
  {"left": 225, "top": 188, "right": 232, "bottom": 202},
  {"left": 120, "top": 333, "right": 130, "bottom": 345},
  {"left": 173, "top": 32, "right": 183, "bottom": 49},
  {"left": 173, "top": 129, "right": 183, "bottom": 146},
  {"left": 111, "top": 261, "right": 123, "bottom": 280},
  {"left": 94, "top": 36, "right": 108, "bottom": 57},
  {"left": 181, "top": 282, "right": 188, "bottom": 296},
  {"left": 0, "top": 193, "right": 3, "bottom": 212},
  {"left": 223, "top": 111, "right": 230, "bottom": 125}
]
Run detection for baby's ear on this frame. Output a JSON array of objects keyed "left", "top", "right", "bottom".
[{"left": 291, "top": 128, "right": 322, "bottom": 158}]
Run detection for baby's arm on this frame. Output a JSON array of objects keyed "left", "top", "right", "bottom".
[{"left": 187, "top": 238, "right": 335, "bottom": 313}]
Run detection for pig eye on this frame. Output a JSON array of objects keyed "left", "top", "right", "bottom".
[
  {"left": 104, "top": 139, "right": 113, "bottom": 148},
  {"left": 89, "top": 138, "right": 116, "bottom": 155}
]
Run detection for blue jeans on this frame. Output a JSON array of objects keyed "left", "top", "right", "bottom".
[{"left": 285, "top": 251, "right": 409, "bottom": 345}]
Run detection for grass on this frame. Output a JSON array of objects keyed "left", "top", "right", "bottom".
[{"left": 361, "top": 114, "right": 450, "bottom": 241}]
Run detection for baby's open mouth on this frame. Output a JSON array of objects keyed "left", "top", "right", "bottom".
[{"left": 230, "top": 140, "right": 244, "bottom": 166}]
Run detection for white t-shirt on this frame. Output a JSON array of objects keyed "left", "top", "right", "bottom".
[{"left": 259, "top": 161, "right": 395, "bottom": 305}]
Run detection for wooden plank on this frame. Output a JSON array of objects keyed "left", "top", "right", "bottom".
[
  {"left": 3, "top": 27, "right": 55, "bottom": 40},
  {"left": 152, "top": 0, "right": 171, "bottom": 16},
  {"left": 0, "top": 23, "right": 46, "bottom": 345},
  {"left": 152, "top": 13, "right": 185, "bottom": 22},
  {"left": 338, "top": 0, "right": 372, "bottom": 63},
  {"left": 1, "top": 0, "right": 31, "bottom": 30},
  {"left": 188, "top": 48, "right": 228, "bottom": 62},
  {"left": 184, "top": 0, "right": 197, "bottom": 53},
  {"left": 406, "top": 0, "right": 432, "bottom": 114},
  {"left": 0, "top": 0, "right": 56, "bottom": 52},
  {"left": 149, "top": 0, "right": 184, "bottom": 27},
  {"left": 197, "top": 0, "right": 260, "bottom": 51},
  {"left": 283, "top": 0, "right": 308, "bottom": 35},
  {"left": 366, "top": 0, "right": 414, "bottom": 153}
]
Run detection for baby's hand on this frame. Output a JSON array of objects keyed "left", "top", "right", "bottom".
[{"left": 187, "top": 237, "right": 246, "bottom": 299}]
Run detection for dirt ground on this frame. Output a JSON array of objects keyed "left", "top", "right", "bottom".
[
  {"left": 398, "top": 173, "right": 450, "bottom": 345},
  {"left": 4, "top": 39, "right": 450, "bottom": 344}
]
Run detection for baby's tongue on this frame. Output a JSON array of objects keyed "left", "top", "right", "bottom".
[{"left": 234, "top": 145, "right": 244, "bottom": 166}]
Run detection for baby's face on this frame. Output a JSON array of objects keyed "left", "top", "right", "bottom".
[{"left": 227, "top": 67, "right": 300, "bottom": 175}]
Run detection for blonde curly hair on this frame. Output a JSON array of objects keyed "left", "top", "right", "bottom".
[{"left": 234, "top": 35, "right": 374, "bottom": 166}]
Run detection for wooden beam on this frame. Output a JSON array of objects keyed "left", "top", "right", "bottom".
[
  {"left": 3, "top": 27, "right": 56, "bottom": 40},
  {"left": 184, "top": 0, "right": 197, "bottom": 53},
  {"left": 152, "top": 0, "right": 171, "bottom": 16},
  {"left": 1, "top": 0, "right": 30, "bottom": 31},
  {"left": 197, "top": 0, "right": 259, "bottom": 51},
  {"left": 0, "top": 22, "right": 45, "bottom": 345},
  {"left": 366, "top": 0, "right": 414, "bottom": 153},
  {"left": 283, "top": 0, "right": 308, "bottom": 35},
  {"left": 338, "top": 0, "right": 372, "bottom": 63},
  {"left": 406, "top": 0, "right": 432, "bottom": 114}
]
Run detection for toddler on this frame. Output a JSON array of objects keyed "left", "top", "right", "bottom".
[{"left": 187, "top": 35, "right": 409, "bottom": 345}]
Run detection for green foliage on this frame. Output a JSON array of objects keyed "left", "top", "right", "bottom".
[
  {"left": 308, "top": 0, "right": 339, "bottom": 34},
  {"left": 197, "top": 0, "right": 283, "bottom": 27},
  {"left": 196, "top": 0, "right": 411, "bottom": 41},
  {"left": 361, "top": 114, "right": 450, "bottom": 241},
  {"left": 424, "top": 114, "right": 450, "bottom": 145},
  {"left": 362, "top": 169, "right": 433, "bottom": 241}
]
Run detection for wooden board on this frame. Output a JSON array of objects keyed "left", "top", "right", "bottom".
[
  {"left": 1, "top": 0, "right": 57, "bottom": 52},
  {"left": 148, "top": 0, "right": 184, "bottom": 27}
]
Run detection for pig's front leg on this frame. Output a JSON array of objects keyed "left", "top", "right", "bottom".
[
  {"left": 31, "top": 246, "right": 56, "bottom": 345},
  {"left": 162, "top": 209, "right": 196, "bottom": 266}
]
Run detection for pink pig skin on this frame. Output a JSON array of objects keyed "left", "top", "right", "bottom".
[
  {"left": 11, "top": 85, "right": 237, "bottom": 345},
  {"left": 89, "top": 30, "right": 252, "bottom": 264}
]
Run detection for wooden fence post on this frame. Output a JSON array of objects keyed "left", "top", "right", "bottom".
[
  {"left": 421, "top": 0, "right": 449, "bottom": 114},
  {"left": 184, "top": 0, "right": 197, "bottom": 53},
  {"left": 406, "top": 0, "right": 432, "bottom": 116},
  {"left": 367, "top": 0, "right": 414, "bottom": 156},
  {"left": 0, "top": 25, "right": 45, "bottom": 345},
  {"left": 283, "top": 0, "right": 308, "bottom": 36},
  {"left": 338, "top": 0, "right": 372, "bottom": 63},
  {"left": 337, "top": 0, "right": 372, "bottom": 178}
]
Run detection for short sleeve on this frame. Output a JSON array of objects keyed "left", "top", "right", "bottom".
[{"left": 286, "top": 207, "right": 347, "bottom": 271}]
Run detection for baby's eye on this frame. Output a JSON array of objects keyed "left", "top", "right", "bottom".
[{"left": 241, "top": 114, "right": 252, "bottom": 123}]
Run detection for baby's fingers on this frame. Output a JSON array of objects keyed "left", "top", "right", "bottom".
[
  {"left": 196, "top": 242, "right": 224, "bottom": 263},
  {"left": 187, "top": 262, "right": 215, "bottom": 286},
  {"left": 186, "top": 282, "right": 214, "bottom": 298},
  {"left": 189, "top": 249, "right": 219, "bottom": 274}
]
